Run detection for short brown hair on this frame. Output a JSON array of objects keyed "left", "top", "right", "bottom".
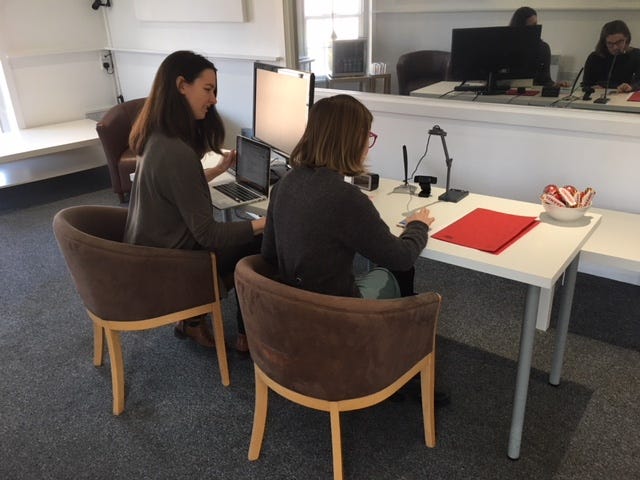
[
  {"left": 289, "top": 94, "right": 373, "bottom": 176},
  {"left": 595, "top": 20, "right": 631, "bottom": 57},
  {"left": 129, "top": 50, "right": 225, "bottom": 157}
]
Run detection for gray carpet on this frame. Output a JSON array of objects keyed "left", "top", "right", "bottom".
[{"left": 0, "top": 166, "right": 638, "bottom": 480}]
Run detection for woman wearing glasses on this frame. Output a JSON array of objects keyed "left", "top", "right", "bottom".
[
  {"left": 261, "top": 94, "right": 433, "bottom": 300},
  {"left": 583, "top": 20, "right": 640, "bottom": 93}
]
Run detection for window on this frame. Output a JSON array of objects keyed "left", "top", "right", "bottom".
[
  {"left": 299, "top": 0, "right": 367, "bottom": 77},
  {"left": 0, "top": 60, "right": 14, "bottom": 133}
]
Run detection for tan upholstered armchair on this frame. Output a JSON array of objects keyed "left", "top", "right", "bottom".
[
  {"left": 96, "top": 98, "right": 146, "bottom": 203},
  {"left": 235, "top": 255, "right": 442, "bottom": 480},
  {"left": 52, "top": 205, "right": 229, "bottom": 415},
  {"left": 396, "top": 50, "right": 451, "bottom": 95}
]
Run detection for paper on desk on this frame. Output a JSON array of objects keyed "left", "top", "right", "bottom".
[{"left": 432, "top": 208, "right": 539, "bottom": 254}]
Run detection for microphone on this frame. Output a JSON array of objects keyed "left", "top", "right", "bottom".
[
  {"left": 568, "top": 67, "right": 584, "bottom": 98},
  {"left": 391, "top": 144, "right": 417, "bottom": 194},
  {"left": 594, "top": 54, "right": 618, "bottom": 104},
  {"left": 402, "top": 144, "right": 409, "bottom": 185}
]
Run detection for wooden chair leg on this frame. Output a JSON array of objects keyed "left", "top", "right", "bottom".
[
  {"left": 421, "top": 354, "right": 436, "bottom": 447},
  {"left": 210, "top": 303, "right": 230, "bottom": 386},
  {"left": 93, "top": 321, "right": 104, "bottom": 367},
  {"left": 329, "top": 404, "right": 344, "bottom": 480},
  {"left": 249, "top": 368, "right": 269, "bottom": 461},
  {"left": 104, "top": 328, "right": 125, "bottom": 415}
]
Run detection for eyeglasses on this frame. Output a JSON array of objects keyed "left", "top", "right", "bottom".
[
  {"left": 368, "top": 132, "right": 378, "bottom": 148},
  {"left": 606, "top": 38, "right": 627, "bottom": 48}
]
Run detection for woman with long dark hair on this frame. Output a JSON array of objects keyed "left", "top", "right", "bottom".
[{"left": 125, "top": 50, "right": 264, "bottom": 351}]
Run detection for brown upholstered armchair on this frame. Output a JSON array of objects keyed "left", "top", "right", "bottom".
[
  {"left": 96, "top": 98, "right": 146, "bottom": 203},
  {"left": 235, "top": 255, "right": 442, "bottom": 480},
  {"left": 396, "top": 50, "right": 451, "bottom": 95},
  {"left": 52, "top": 205, "right": 229, "bottom": 415}
]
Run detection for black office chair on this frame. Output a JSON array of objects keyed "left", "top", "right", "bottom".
[{"left": 396, "top": 50, "right": 451, "bottom": 95}]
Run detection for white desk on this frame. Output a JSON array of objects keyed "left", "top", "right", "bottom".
[
  {"left": 248, "top": 177, "right": 601, "bottom": 459},
  {"left": 410, "top": 81, "right": 640, "bottom": 114}
]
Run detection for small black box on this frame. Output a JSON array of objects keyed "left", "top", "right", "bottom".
[
  {"left": 352, "top": 173, "right": 379, "bottom": 191},
  {"left": 541, "top": 86, "right": 560, "bottom": 97}
]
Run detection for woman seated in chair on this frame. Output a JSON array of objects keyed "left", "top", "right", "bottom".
[
  {"left": 261, "top": 94, "right": 433, "bottom": 300},
  {"left": 509, "top": 6, "right": 568, "bottom": 88},
  {"left": 124, "top": 50, "right": 264, "bottom": 351},
  {"left": 583, "top": 19, "right": 640, "bottom": 93}
]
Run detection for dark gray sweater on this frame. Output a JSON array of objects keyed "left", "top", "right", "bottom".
[
  {"left": 124, "top": 132, "right": 253, "bottom": 250},
  {"left": 261, "top": 166, "right": 429, "bottom": 297}
]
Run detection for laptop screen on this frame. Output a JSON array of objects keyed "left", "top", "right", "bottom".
[{"left": 235, "top": 135, "right": 271, "bottom": 195}]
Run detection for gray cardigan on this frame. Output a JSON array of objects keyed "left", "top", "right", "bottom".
[
  {"left": 124, "top": 132, "right": 253, "bottom": 250},
  {"left": 261, "top": 166, "right": 429, "bottom": 297}
]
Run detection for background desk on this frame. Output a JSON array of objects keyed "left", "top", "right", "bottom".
[
  {"left": 410, "top": 81, "right": 640, "bottom": 114},
  {"left": 326, "top": 73, "right": 391, "bottom": 94},
  {"left": 246, "top": 177, "right": 601, "bottom": 459}
]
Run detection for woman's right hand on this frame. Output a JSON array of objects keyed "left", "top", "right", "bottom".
[{"left": 406, "top": 207, "right": 435, "bottom": 228}]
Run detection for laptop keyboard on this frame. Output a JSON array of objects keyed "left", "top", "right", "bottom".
[{"left": 213, "top": 183, "right": 262, "bottom": 202}]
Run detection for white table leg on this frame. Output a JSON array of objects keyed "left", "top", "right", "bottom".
[
  {"left": 536, "top": 286, "right": 554, "bottom": 331},
  {"left": 549, "top": 254, "right": 580, "bottom": 386},
  {"left": 508, "top": 284, "right": 540, "bottom": 460}
]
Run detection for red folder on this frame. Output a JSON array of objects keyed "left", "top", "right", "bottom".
[
  {"left": 432, "top": 208, "right": 539, "bottom": 254},
  {"left": 627, "top": 91, "right": 640, "bottom": 102}
]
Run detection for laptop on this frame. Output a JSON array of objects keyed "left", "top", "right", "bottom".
[{"left": 210, "top": 135, "right": 271, "bottom": 210}]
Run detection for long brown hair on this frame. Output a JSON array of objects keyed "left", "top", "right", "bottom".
[
  {"left": 129, "top": 50, "right": 225, "bottom": 157},
  {"left": 289, "top": 94, "right": 372, "bottom": 176}
]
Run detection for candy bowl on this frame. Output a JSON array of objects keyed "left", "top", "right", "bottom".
[
  {"left": 541, "top": 202, "right": 590, "bottom": 221},
  {"left": 540, "top": 184, "right": 595, "bottom": 222}
]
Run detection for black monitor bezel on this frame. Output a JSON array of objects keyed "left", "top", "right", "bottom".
[{"left": 450, "top": 25, "right": 542, "bottom": 93}]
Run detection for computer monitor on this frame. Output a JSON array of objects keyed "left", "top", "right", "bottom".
[
  {"left": 450, "top": 25, "right": 542, "bottom": 94},
  {"left": 252, "top": 62, "right": 315, "bottom": 158}
]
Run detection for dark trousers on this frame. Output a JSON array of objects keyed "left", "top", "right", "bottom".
[{"left": 215, "top": 235, "right": 262, "bottom": 335}]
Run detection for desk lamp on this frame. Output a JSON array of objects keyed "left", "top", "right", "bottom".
[{"left": 429, "top": 125, "right": 469, "bottom": 203}]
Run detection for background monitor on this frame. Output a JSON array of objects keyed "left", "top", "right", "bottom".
[
  {"left": 450, "top": 25, "right": 542, "bottom": 93},
  {"left": 252, "top": 62, "right": 314, "bottom": 158}
]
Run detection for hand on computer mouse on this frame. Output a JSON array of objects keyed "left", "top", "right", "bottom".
[{"left": 406, "top": 207, "right": 434, "bottom": 228}]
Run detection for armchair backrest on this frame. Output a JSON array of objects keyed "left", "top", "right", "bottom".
[
  {"left": 235, "top": 255, "right": 441, "bottom": 401},
  {"left": 96, "top": 98, "right": 146, "bottom": 196},
  {"left": 53, "top": 205, "right": 214, "bottom": 322},
  {"left": 396, "top": 50, "right": 451, "bottom": 95}
]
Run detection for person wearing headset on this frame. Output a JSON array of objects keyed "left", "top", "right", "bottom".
[{"left": 583, "top": 20, "right": 640, "bottom": 93}]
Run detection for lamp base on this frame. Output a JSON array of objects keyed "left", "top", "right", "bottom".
[{"left": 439, "top": 188, "right": 469, "bottom": 203}]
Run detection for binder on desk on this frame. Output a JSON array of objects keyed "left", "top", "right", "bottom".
[{"left": 432, "top": 208, "right": 539, "bottom": 254}]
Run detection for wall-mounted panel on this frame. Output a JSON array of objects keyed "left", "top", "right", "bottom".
[{"left": 134, "top": 0, "right": 245, "bottom": 23}]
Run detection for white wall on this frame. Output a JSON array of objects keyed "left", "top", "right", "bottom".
[
  {"left": 371, "top": 3, "right": 640, "bottom": 94},
  {"left": 0, "top": 0, "right": 116, "bottom": 127},
  {"left": 105, "top": 0, "right": 286, "bottom": 149}
]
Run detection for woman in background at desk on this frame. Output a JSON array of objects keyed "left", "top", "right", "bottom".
[
  {"left": 262, "top": 94, "right": 433, "bottom": 302},
  {"left": 583, "top": 20, "right": 640, "bottom": 93},
  {"left": 124, "top": 50, "right": 264, "bottom": 352},
  {"left": 509, "top": 6, "right": 569, "bottom": 88}
]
